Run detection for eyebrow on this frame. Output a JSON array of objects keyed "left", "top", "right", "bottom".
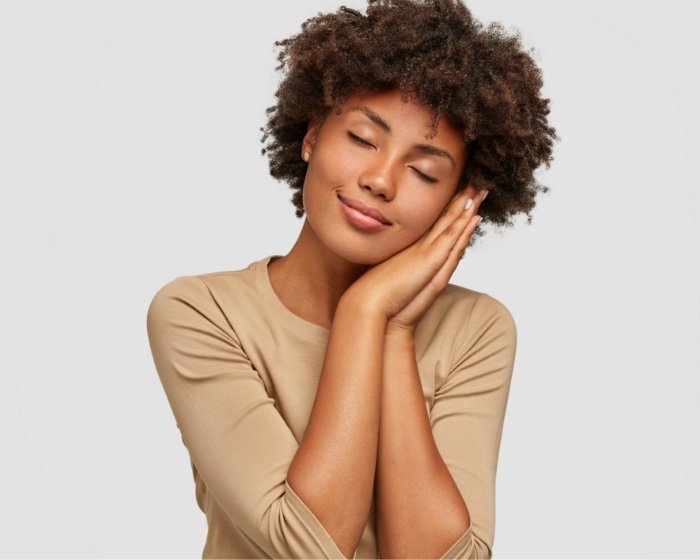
[{"left": 349, "top": 105, "right": 456, "bottom": 169}]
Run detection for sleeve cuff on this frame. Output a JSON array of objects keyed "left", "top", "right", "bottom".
[
  {"left": 285, "top": 479, "right": 356, "bottom": 559},
  {"left": 439, "top": 522, "right": 475, "bottom": 559}
]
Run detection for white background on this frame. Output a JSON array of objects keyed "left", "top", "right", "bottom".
[{"left": 1, "top": 0, "right": 698, "bottom": 557}]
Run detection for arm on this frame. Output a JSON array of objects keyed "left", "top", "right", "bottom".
[
  {"left": 287, "top": 288, "right": 386, "bottom": 558},
  {"left": 146, "top": 277, "right": 385, "bottom": 559},
  {"left": 377, "top": 293, "right": 517, "bottom": 559},
  {"left": 375, "top": 331, "right": 471, "bottom": 559}
]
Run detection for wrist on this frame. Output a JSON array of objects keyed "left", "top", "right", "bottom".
[
  {"left": 385, "top": 323, "right": 416, "bottom": 343},
  {"left": 339, "top": 288, "right": 387, "bottom": 322}
]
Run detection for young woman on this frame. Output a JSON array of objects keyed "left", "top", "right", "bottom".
[{"left": 147, "top": 1, "right": 557, "bottom": 558}]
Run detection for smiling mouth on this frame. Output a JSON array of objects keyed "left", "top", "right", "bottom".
[
  {"left": 337, "top": 194, "right": 391, "bottom": 225},
  {"left": 338, "top": 195, "right": 391, "bottom": 232}
]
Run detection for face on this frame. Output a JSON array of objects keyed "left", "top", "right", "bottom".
[{"left": 301, "top": 88, "right": 471, "bottom": 265}]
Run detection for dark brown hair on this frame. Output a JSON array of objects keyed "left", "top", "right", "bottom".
[{"left": 260, "top": 0, "right": 559, "bottom": 242}]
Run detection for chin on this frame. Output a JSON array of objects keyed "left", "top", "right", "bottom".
[
  {"left": 325, "top": 237, "right": 402, "bottom": 266},
  {"left": 305, "top": 204, "right": 407, "bottom": 265}
]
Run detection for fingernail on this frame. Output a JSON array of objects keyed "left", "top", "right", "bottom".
[
  {"left": 476, "top": 216, "right": 483, "bottom": 226},
  {"left": 465, "top": 198, "right": 473, "bottom": 210},
  {"left": 481, "top": 190, "right": 489, "bottom": 201}
]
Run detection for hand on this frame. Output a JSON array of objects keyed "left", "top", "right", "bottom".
[
  {"left": 386, "top": 186, "right": 487, "bottom": 335},
  {"left": 348, "top": 186, "right": 488, "bottom": 335}
]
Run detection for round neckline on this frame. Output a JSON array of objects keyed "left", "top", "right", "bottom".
[{"left": 256, "top": 255, "right": 330, "bottom": 343}]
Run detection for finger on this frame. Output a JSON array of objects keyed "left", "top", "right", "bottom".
[
  {"left": 428, "top": 213, "right": 481, "bottom": 288},
  {"left": 427, "top": 188, "right": 483, "bottom": 253},
  {"left": 423, "top": 205, "right": 475, "bottom": 273},
  {"left": 417, "top": 195, "right": 464, "bottom": 246},
  {"left": 445, "top": 209, "right": 482, "bottom": 266},
  {"left": 423, "top": 187, "right": 486, "bottom": 245},
  {"left": 437, "top": 216, "right": 480, "bottom": 293},
  {"left": 455, "top": 214, "right": 482, "bottom": 263}
]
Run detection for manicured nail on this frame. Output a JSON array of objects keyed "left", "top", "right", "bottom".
[
  {"left": 476, "top": 216, "right": 483, "bottom": 226},
  {"left": 481, "top": 190, "right": 489, "bottom": 201},
  {"left": 465, "top": 198, "right": 473, "bottom": 210}
]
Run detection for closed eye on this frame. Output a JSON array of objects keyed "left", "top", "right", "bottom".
[
  {"left": 412, "top": 168, "right": 438, "bottom": 183},
  {"left": 349, "top": 131, "right": 438, "bottom": 184},
  {"left": 348, "top": 132, "right": 373, "bottom": 147}
]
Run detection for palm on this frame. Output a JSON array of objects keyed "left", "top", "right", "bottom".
[
  {"left": 358, "top": 185, "right": 484, "bottom": 335},
  {"left": 387, "top": 254, "right": 456, "bottom": 332}
]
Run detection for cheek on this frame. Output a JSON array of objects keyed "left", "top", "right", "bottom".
[
  {"left": 302, "top": 156, "right": 351, "bottom": 219},
  {"left": 313, "top": 140, "right": 361, "bottom": 185},
  {"left": 400, "top": 195, "right": 445, "bottom": 234}
]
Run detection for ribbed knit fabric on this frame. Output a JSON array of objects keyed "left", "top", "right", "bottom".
[{"left": 146, "top": 255, "right": 517, "bottom": 559}]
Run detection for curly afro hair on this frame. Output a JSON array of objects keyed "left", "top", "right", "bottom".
[{"left": 260, "top": 0, "right": 559, "bottom": 243}]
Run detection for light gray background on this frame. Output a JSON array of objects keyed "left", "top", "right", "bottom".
[{"left": 1, "top": 0, "right": 698, "bottom": 557}]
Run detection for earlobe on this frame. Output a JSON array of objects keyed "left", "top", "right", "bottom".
[{"left": 302, "top": 119, "right": 319, "bottom": 156}]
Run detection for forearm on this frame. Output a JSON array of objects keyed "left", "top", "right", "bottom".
[
  {"left": 376, "top": 331, "right": 471, "bottom": 559},
  {"left": 287, "top": 291, "right": 386, "bottom": 558}
]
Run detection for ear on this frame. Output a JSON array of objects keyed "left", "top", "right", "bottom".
[{"left": 301, "top": 119, "right": 321, "bottom": 156}]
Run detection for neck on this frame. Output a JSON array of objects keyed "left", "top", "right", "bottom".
[{"left": 267, "top": 218, "right": 370, "bottom": 329}]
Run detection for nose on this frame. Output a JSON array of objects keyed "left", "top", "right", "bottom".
[{"left": 357, "top": 153, "right": 397, "bottom": 200}]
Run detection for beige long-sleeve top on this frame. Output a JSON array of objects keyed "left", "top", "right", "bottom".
[{"left": 146, "top": 254, "right": 517, "bottom": 559}]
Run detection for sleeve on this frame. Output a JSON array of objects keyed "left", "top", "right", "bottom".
[
  {"left": 146, "top": 276, "right": 352, "bottom": 559},
  {"left": 429, "top": 293, "right": 517, "bottom": 559}
]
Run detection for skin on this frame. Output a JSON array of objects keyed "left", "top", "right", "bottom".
[
  {"left": 274, "top": 87, "right": 488, "bottom": 557},
  {"left": 268, "top": 88, "right": 485, "bottom": 330}
]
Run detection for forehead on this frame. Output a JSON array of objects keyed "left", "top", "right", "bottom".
[
  {"left": 337, "top": 89, "right": 432, "bottom": 124},
  {"left": 330, "top": 88, "right": 466, "bottom": 154}
]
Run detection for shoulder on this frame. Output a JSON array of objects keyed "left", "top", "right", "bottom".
[
  {"left": 416, "top": 283, "right": 516, "bottom": 363},
  {"left": 439, "top": 283, "right": 517, "bottom": 352},
  {"left": 146, "top": 273, "right": 237, "bottom": 338},
  {"left": 436, "top": 286, "right": 518, "bottom": 394},
  {"left": 441, "top": 283, "right": 516, "bottom": 331},
  {"left": 146, "top": 261, "right": 262, "bottom": 340},
  {"left": 147, "top": 261, "right": 258, "bottom": 318},
  {"left": 146, "top": 276, "right": 210, "bottom": 337},
  {"left": 147, "top": 275, "right": 208, "bottom": 316}
]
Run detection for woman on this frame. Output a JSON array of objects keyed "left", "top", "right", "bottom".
[{"left": 147, "top": 1, "right": 557, "bottom": 558}]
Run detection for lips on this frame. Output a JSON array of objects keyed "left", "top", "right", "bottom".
[{"left": 337, "top": 195, "right": 391, "bottom": 225}]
